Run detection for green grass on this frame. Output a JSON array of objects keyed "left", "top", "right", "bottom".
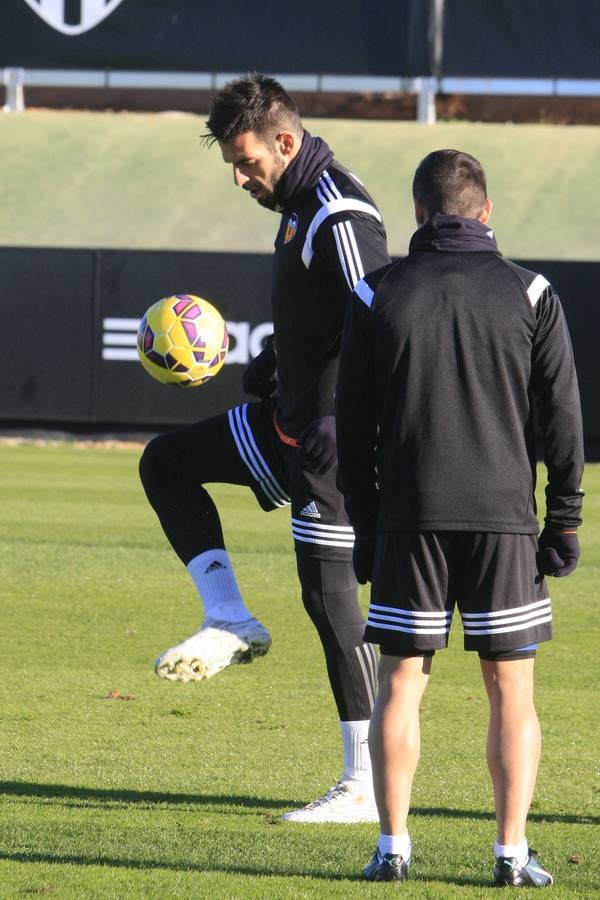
[
  {"left": 1, "top": 111, "right": 600, "bottom": 260},
  {"left": 0, "top": 442, "right": 598, "bottom": 898}
]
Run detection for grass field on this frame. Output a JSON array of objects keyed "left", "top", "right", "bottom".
[
  {"left": 0, "top": 441, "right": 598, "bottom": 898},
  {"left": 2, "top": 111, "right": 600, "bottom": 260}
]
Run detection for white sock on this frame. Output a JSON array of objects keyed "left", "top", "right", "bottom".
[
  {"left": 187, "top": 549, "right": 253, "bottom": 624},
  {"left": 378, "top": 831, "right": 412, "bottom": 861},
  {"left": 494, "top": 839, "right": 529, "bottom": 867},
  {"left": 340, "top": 720, "right": 372, "bottom": 786}
]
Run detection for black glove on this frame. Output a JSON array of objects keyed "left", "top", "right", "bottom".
[
  {"left": 242, "top": 337, "right": 277, "bottom": 399},
  {"left": 353, "top": 533, "right": 376, "bottom": 584},
  {"left": 538, "top": 527, "right": 580, "bottom": 577},
  {"left": 299, "top": 415, "right": 337, "bottom": 475}
]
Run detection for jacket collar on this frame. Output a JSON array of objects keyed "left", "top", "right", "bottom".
[
  {"left": 409, "top": 213, "right": 499, "bottom": 254},
  {"left": 273, "top": 130, "right": 334, "bottom": 212}
]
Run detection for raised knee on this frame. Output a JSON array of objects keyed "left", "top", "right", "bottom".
[{"left": 139, "top": 432, "right": 176, "bottom": 492}]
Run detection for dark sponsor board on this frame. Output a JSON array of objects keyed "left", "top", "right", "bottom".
[{"left": 1, "top": 247, "right": 598, "bottom": 456}]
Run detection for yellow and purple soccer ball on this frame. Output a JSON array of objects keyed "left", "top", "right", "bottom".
[{"left": 137, "top": 294, "right": 228, "bottom": 387}]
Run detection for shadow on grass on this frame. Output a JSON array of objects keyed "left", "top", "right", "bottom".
[
  {"left": 0, "top": 781, "right": 598, "bottom": 827},
  {"left": 0, "top": 849, "right": 493, "bottom": 887},
  {"left": 0, "top": 780, "right": 294, "bottom": 811},
  {"left": 411, "top": 806, "right": 600, "bottom": 826}
]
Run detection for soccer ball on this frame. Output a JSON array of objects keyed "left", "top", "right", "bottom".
[{"left": 137, "top": 294, "right": 229, "bottom": 387}]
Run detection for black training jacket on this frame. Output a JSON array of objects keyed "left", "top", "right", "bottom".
[
  {"left": 336, "top": 215, "right": 584, "bottom": 534},
  {"left": 270, "top": 134, "right": 390, "bottom": 440}
]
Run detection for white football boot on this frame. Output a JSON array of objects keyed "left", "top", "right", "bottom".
[
  {"left": 154, "top": 617, "right": 271, "bottom": 682},
  {"left": 281, "top": 779, "right": 379, "bottom": 824}
]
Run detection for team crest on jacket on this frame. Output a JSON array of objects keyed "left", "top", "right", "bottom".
[
  {"left": 22, "top": 0, "right": 125, "bottom": 35},
  {"left": 284, "top": 213, "right": 298, "bottom": 244}
]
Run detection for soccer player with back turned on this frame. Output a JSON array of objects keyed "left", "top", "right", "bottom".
[
  {"left": 139, "top": 74, "right": 391, "bottom": 821},
  {"left": 336, "top": 149, "right": 584, "bottom": 884}
]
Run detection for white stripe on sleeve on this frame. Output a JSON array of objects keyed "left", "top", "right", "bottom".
[
  {"left": 302, "top": 199, "right": 382, "bottom": 269},
  {"left": 527, "top": 274, "right": 550, "bottom": 308},
  {"left": 354, "top": 278, "right": 375, "bottom": 308}
]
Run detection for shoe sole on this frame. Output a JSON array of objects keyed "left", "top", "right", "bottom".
[
  {"left": 493, "top": 875, "right": 554, "bottom": 888},
  {"left": 363, "top": 871, "right": 408, "bottom": 882},
  {"left": 282, "top": 809, "right": 380, "bottom": 823},
  {"left": 154, "top": 631, "right": 271, "bottom": 682}
]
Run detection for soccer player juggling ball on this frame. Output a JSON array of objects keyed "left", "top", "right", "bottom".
[
  {"left": 336, "top": 149, "right": 584, "bottom": 885},
  {"left": 139, "top": 74, "right": 391, "bottom": 822}
]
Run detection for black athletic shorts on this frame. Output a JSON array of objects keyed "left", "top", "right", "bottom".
[
  {"left": 227, "top": 399, "right": 354, "bottom": 561},
  {"left": 365, "top": 531, "right": 551, "bottom": 655}
]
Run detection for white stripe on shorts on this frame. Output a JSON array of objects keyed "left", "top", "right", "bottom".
[
  {"left": 291, "top": 517, "right": 355, "bottom": 548},
  {"left": 367, "top": 603, "right": 452, "bottom": 636},
  {"left": 228, "top": 404, "right": 290, "bottom": 508},
  {"left": 461, "top": 597, "right": 552, "bottom": 636}
]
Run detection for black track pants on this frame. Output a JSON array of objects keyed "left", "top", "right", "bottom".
[{"left": 139, "top": 403, "right": 376, "bottom": 720}]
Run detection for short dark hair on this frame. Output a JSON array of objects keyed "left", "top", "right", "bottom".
[
  {"left": 203, "top": 72, "right": 303, "bottom": 146},
  {"left": 412, "top": 149, "right": 487, "bottom": 218}
]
